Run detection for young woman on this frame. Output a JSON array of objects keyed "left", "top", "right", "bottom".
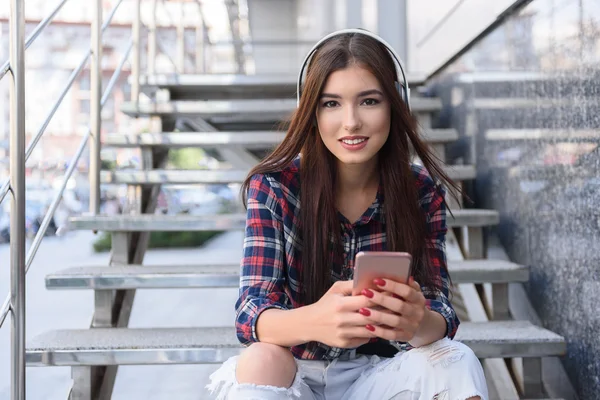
[{"left": 208, "top": 30, "right": 488, "bottom": 400}]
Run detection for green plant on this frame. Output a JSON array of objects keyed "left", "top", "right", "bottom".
[
  {"left": 92, "top": 230, "right": 222, "bottom": 252},
  {"left": 168, "top": 148, "right": 207, "bottom": 169}
]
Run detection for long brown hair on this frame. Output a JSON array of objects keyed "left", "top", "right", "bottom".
[{"left": 241, "top": 32, "right": 460, "bottom": 305}]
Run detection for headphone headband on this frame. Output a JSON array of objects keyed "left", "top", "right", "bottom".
[{"left": 296, "top": 28, "right": 410, "bottom": 110}]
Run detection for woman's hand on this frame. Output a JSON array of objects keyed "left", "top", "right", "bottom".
[
  {"left": 359, "top": 277, "right": 427, "bottom": 343},
  {"left": 307, "top": 280, "right": 376, "bottom": 349}
]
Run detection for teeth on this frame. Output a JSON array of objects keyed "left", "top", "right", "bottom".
[{"left": 342, "top": 138, "right": 366, "bottom": 145}]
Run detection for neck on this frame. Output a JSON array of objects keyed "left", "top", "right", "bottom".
[{"left": 336, "top": 157, "right": 379, "bottom": 195}]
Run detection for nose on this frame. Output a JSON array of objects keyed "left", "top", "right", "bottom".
[{"left": 343, "top": 105, "right": 361, "bottom": 132}]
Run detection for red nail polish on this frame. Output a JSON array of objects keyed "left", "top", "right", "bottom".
[
  {"left": 359, "top": 308, "right": 371, "bottom": 317},
  {"left": 373, "top": 278, "right": 386, "bottom": 287},
  {"left": 366, "top": 324, "right": 375, "bottom": 332},
  {"left": 361, "top": 288, "right": 374, "bottom": 298}
]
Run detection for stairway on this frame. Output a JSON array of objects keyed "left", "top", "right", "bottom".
[{"left": 25, "top": 73, "right": 567, "bottom": 399}]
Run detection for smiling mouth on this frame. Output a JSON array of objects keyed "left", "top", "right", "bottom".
[{"left": 340, "top": 137, "right": 368, "bottom": 145}]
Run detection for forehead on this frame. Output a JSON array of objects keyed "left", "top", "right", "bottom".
[{"left": 321, "top": 65, "right": 381, "bottom": 94}]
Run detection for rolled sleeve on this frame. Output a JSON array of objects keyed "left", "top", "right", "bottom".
[{"left": 235, "top": 174, "right": 291, "bottom": 346}]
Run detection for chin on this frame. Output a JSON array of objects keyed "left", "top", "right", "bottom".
[{"left": 335, "top": 153, "right": 377, "bottom": 166}]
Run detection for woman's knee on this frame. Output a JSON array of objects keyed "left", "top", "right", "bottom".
[
  {"left": 444, "top": 340, "right": 481, "bottom": 370},
  {"left": 236, "top": 342, "right": 297, "bottom": 387},
  {"left": 405, "top": 338, "right": 477, "bottom": 369},
  {"left": 414, "top": 340, "right": 487, "bottom": 398}
]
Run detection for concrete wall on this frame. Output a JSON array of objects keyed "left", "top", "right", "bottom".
[
  {"left": 429, "top": 0, "right": 600, "bottom": 397},
  {"left": 246, "top": 0, "right": 304, "bottom": 74},
  {"left": 267, "top": 0, "right": 526, "bottom": 75},
  {"left": 247, "top": 0, "right": 398, "bottom": 75}
]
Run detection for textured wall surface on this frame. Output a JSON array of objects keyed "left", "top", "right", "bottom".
[{"left": 430, "top": 0, "right": 600, "bottom": 398}]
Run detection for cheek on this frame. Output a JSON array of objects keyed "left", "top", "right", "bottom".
[
  {"left": 364, "top": 109, "right": 391, "bottom": 137},
  {"left": 316, "top": 112, "right": 341, "bottom": 139}
]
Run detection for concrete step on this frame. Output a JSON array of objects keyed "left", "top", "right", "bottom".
[
  {"left": 68, "top": 209, "right": 499, "bottom": 232},
  {"left": 140, "top": 74, "right": 297, "bottom": 100},
  {"left": 100, "top": 169, "right": 249, "bottom": 185},
  {"left": 104, "top": 131, "right": 286, "bottom": 149},
  {"left": 419, "top": 128, "right": 459, "bottom": 143},
  {"left": 70, "top": 214, "right": 247, "bottom": 232},
  {"left": 485, "top": 128, "right": 600, "bottom": 142},
  {"left": 499, "top": 164, "right": 596, "bottom": 181},
  {"left": 100, "top": 165, "right": 476, "bottom": 185},
  {"left": 120, "top": 98, "right": 442, "bottom": 121},
  {"left": 45, "top": 260, "right": 528, "bottom": 290},
  {"left": 102, "top": 128, "right": 459, "bottom": 149},
  {"left": 26, "top": 321, "right": 566, "bottom": 366},
  {"left": 139, "top": 73, "right": 427, "bottom": 101},
  {"left": 447, "top": 209, "right": 499, "bottom": 227}
]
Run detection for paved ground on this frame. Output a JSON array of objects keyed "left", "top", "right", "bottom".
[{"left": 0, "top": 230, "right": 244, "bottom": 400}]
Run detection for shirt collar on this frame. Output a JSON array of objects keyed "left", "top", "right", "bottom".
[{"left": 339, "top": 181, "right": 385, "bottom": 228}]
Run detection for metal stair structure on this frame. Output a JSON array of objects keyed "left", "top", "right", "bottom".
[{"left": 25, "top": 72, "right": 568, "bottom": 399}]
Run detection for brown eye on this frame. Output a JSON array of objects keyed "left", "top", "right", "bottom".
[
  {"left": 362, "top": 98, "right": 380, "bottom": 106},
  {"left": 323, "top": 100, "right": 339, "bottom": 108}
]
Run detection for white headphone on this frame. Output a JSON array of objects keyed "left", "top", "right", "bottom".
[{"left": 296, "top": 28, "right": 411, "bottom": 111}]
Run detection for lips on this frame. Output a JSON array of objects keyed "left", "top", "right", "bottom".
[
  {"left": 339, "top": 136, "right": 368, "bottom": 145},
  {"left": 339, "top": 136, "right": 369, "bottom": 151}
]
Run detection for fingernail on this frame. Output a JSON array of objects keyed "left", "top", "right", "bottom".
[
  {"left": 361, "top": 288, "right": 374, "bottom": 298},
  {"left": 366, "top": 324, "right": 375, "bottom": 332},
  {"left": 373, "top": 278, "right": 386, "bottom": 287},
  {"left": 409, "top": 276, "right": 414, "bottom": 284},
  {"left": 359, "top": 308, "right": 371, "bottom": 317}
]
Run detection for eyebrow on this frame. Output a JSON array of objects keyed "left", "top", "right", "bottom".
[{"left": 320, "top": 89, "right": 384, "bottom": 99}]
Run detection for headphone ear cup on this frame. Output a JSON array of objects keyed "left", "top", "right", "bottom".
[
  {"left": 395, "top": 81, "right": 410, "bottom": 111},
  {"left": 395, "top": 81, "right": 407, "bottom": 104}
]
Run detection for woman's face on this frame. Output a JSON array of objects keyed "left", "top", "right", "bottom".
[{"left": 316, "top": 64, "right": 391, "bottom": 168}]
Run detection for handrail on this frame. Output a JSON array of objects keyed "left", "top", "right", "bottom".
[
  {"left": 0, "top": 0, "right": 128, "bottom": 207},
  {"left": 0, "top": 51, "right": 91, "bottom": 206},
  {"left": 416, "top": 0, "right": 467, "bottom": 48},
  {"left": 5, "top": 0, "right": 133, "bottom": 397},
  {"left": 26, "top": 41, "right": 133, "bottom": 277},
  {"left": 0, "top": 31, "right": 133, "bottom": 333},
  {"left": 426, "top": 0, "right": 535, "bottom": 81},
  {"left": 8, "top": 0, "right": 26, "bottom": 398},
  {"left": 0, "top": 0, "right": 69, "bottom": 82},
  {"left": 103, "top": 0, "right": 125, "bottom": 32}
]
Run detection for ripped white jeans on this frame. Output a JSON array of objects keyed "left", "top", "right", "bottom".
[{"left": 206, "top": 338, "right": 488, "bottom": 400}]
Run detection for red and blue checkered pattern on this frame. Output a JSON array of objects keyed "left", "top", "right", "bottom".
[{"left": 235, "top": 158, "right": 459, "bottom": 360}]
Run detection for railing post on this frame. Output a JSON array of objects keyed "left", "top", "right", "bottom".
[
  {"left": 195, "top": 18, "right": 204, "bottom": 73},
  {"left": 196, "top": 1, "right": 210, "bottom": 73},
  {"left": 148, "top": 0, "right": 157, "bottom": 76},
  {"left": 89, "top": 0, "right": 102, "bottom": 215},
  {"left": 9, "top": 0, "right": 26, "bottom": 398},
  {"left": 132, "top": 0, "right": 141, "bottom": 103},
  {"left": 177, "top": 1, "right": 185, "bottom": 73}
]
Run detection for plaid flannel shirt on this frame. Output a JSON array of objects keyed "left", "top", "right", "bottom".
[{"left": 235, "top": 158, "right": 459, "bottom": 360}]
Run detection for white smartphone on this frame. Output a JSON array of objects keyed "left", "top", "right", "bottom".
[{"left": 352, "top": 251, "right": 412, "bottom": 296}]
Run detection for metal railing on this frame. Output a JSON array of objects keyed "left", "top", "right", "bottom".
[{"left": 1, "top": 0, "right": 139, "bottom": 398}]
